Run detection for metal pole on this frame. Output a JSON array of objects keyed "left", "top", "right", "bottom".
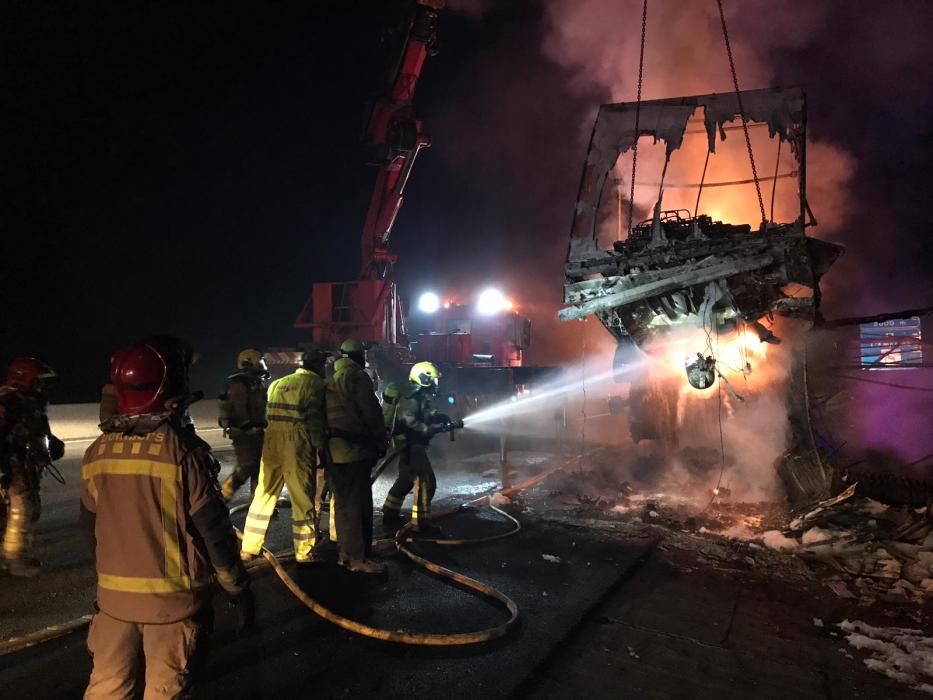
[{"left": 499, "top": 423, "right": 512, "bottom": 491}]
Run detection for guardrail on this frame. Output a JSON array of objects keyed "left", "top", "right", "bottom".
[{"left": 48, "top": 401, "right": 223, "bottom": 442}]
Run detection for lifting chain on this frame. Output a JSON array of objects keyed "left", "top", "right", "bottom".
[
  {"left": 716, "top": 0, "right": 767, "bottom": 223},
  {"left": 626, "top": 0, "right": 648, "bottom": 237}
]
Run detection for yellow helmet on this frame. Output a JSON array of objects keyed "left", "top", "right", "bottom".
[
  {"left": 339, "top": 338, "right": 366, "bottom": 355},
  {"left": 237, "top": 348, "right": 265, "bottom": 371},
  {"left": 409, "top": 361, "right": 441, "bottom": 392}
]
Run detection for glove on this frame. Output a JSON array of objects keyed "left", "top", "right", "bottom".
[
  {"left": 49, "top": 436, "right": 65, "bottom": 461},
  {"left": 228, "top": 586, "right": 255, "bottom": 634}
]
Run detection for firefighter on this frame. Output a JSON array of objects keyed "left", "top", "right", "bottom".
[
  {"left": 240, "top": 347, "right": 327, "bottom": 563},
  {"left": 0, "top": 357, "right": 64, "bottom": 577},
  {"left": 218, "top": 348, "right": 270, "bottom": 501},
  {"left": 325, "top": 339, "right": 388, "bottom": 574},
  {"left": 381, "top": 361, "right": 461, "bottom": 534},
  {"left": 80, "top": 336, "right": 252, "bottom": 698}
]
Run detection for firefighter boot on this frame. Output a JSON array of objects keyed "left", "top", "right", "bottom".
[{"left": 339, "top": 557, "right": 386, "bottom": 575}]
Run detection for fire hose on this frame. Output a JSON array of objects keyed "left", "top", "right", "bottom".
[
  {"left": 225, "top": 446, "right": 567, "bottom": 646},
  {"left": 0, "top": 450, "right": 567, "bottom": 655}
]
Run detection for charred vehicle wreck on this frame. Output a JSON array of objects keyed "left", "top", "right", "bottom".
[
  {"left": 558, "top": 87, "right": 845, "bottom": 504},
  {"left": 560, "top": 87, "right": 842, "bottom": 361}
]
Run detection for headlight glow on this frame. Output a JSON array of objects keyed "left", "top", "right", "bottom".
[
  {"left": 477, "top": 288, "right": 507, "bottom": 314},
  {"left": 418, "top": 291, "right": 440, "bottom": 314}
]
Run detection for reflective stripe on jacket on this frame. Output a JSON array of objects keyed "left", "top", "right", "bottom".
[
  {"left": 264, "top": 368, "right": 326, "bottom": 449},
  {"left": 81, "top": 421, "right": 232, "bottom": 624},
  {"left": 325, "top": 358, "right": 387, "bottom": 463}
]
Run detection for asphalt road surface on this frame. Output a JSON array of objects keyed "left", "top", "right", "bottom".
[
  {"left": 2, "top": 421, "right": 927, "bottom": 699},
  {"left": 0, "top": 422, "right": 553, "bottom": 643}
]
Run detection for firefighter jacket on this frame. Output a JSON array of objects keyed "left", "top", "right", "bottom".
[
  {"left": 218, "top": 372, "right": 267, "bottom": 435},
  {"left": 79, "top": 415, "right": 248, "bottom": 624},
  {"left": 264, "top": 368, "right": 326, "bottom": 449},
  {"left": 386, "top": 383, "right": 449, "bottom": 447},
  {"left": 326, "top": 358, "right": 387, "bottom": 464},
  {"left": 0, "top": 387, "right": 64, "bottom": 478}
]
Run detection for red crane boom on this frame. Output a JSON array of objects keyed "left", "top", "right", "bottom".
[{"left": 295, "top": 0, "right": 443, "bottom": 348}]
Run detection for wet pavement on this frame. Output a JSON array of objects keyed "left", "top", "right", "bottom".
[
  {"left": 0, "top": 505, "right": 654, "bottom": 698},
  {"left": 3, "top": 434, "right": 930, "bottom": 698}
]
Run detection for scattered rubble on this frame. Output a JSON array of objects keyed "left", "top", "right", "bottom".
[
  {"left": 773, "top": 490, "right": 933, "bottom": 604},
  {"left": 531, "top": 464, "right": 933, "bottom": 604}
]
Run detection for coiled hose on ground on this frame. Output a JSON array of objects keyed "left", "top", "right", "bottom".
[
  {"left": 226, "top": 449, "right": 567, "bottom": 646},
  {"left": 0, "top": 452, "right": 566, "bottom": 654}
]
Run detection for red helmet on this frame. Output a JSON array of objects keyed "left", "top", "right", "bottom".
[
  {"left": 110, "top": 336, "right": 193, "bottom": 415},
  {"left": 3, "top": 356, "right": 56, "bottom": 392}
]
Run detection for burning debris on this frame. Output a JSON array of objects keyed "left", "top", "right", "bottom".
[
  {"left": 552, "top": 86, "right": 850, "bottom": 510},
  {"left": 559, "top": 88, "right": 843, "bottom": 368}
]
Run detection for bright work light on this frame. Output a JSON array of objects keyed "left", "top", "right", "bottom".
[
  {"left": 477, "top": 288, "right": 507, "bottom": 314},
  {"left": 418, "top": 291, "right": 440, "bottom": 314}
]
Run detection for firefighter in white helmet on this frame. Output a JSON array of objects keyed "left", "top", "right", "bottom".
[{"left": 381, "top": 361, "right": 461, "bottom": 535}]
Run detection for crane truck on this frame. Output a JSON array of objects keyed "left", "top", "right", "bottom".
[{"left": 291, "top": 0, "right": 553, "bottom": 405}]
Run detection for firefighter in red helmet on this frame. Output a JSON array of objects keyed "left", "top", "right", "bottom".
[
  {"left": 81, "top": 336, "right": 253, "bottom": 698},
  {"left": 0, "top": 356, "right": 64, "bottom": 577}
]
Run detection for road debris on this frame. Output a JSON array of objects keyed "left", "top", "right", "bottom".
[{"left": 542, "top": 554, "right": 561, "bottom": 564}]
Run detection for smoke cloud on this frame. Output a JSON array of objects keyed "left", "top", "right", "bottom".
[{"left": 427, "top": 1, "right": 933, "bottom": 475}]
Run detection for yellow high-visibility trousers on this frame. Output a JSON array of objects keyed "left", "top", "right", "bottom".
[{"left": 241, "top": 428, "right": 317, "bottom": 561}]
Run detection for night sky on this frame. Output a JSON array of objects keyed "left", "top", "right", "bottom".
[{"left": 3, "top": 1, "right": 932, "bottom": 403}]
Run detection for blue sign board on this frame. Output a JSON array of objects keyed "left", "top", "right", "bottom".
[{"left": 859, "top": 317, "right": 922, "bottom": 370}]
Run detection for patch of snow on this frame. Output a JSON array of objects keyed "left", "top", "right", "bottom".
[
  {"left": 715, "top": 522, "right": 758, "bottom": 541},
  {"left": 839, "top": 619, "right": 933, "bottom": 695},
  {"left": 801, "top": 526, "right": 835, "bottom": 545},
  {"left": 760, "top": 530, "right": 799, "bottom": 551},
  {"left": 489, "top": 492, "right": 511, "bottom": 507}
]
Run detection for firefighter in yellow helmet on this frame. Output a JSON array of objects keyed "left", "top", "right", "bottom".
[
  {"left": 218, "top": 349, "right": 269, "bottom": 500},
  {"left": 240, "top": 347, "right": 327, "bottom": 563},
  {"left": 81, "top": 336, "right": 252, "bottom": 697},
  {"left": 382, "top": 361, "right": 461, "bottom": 535},
  {"left": 325, "top": 339, "right": 388, "bottom": 574}
]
